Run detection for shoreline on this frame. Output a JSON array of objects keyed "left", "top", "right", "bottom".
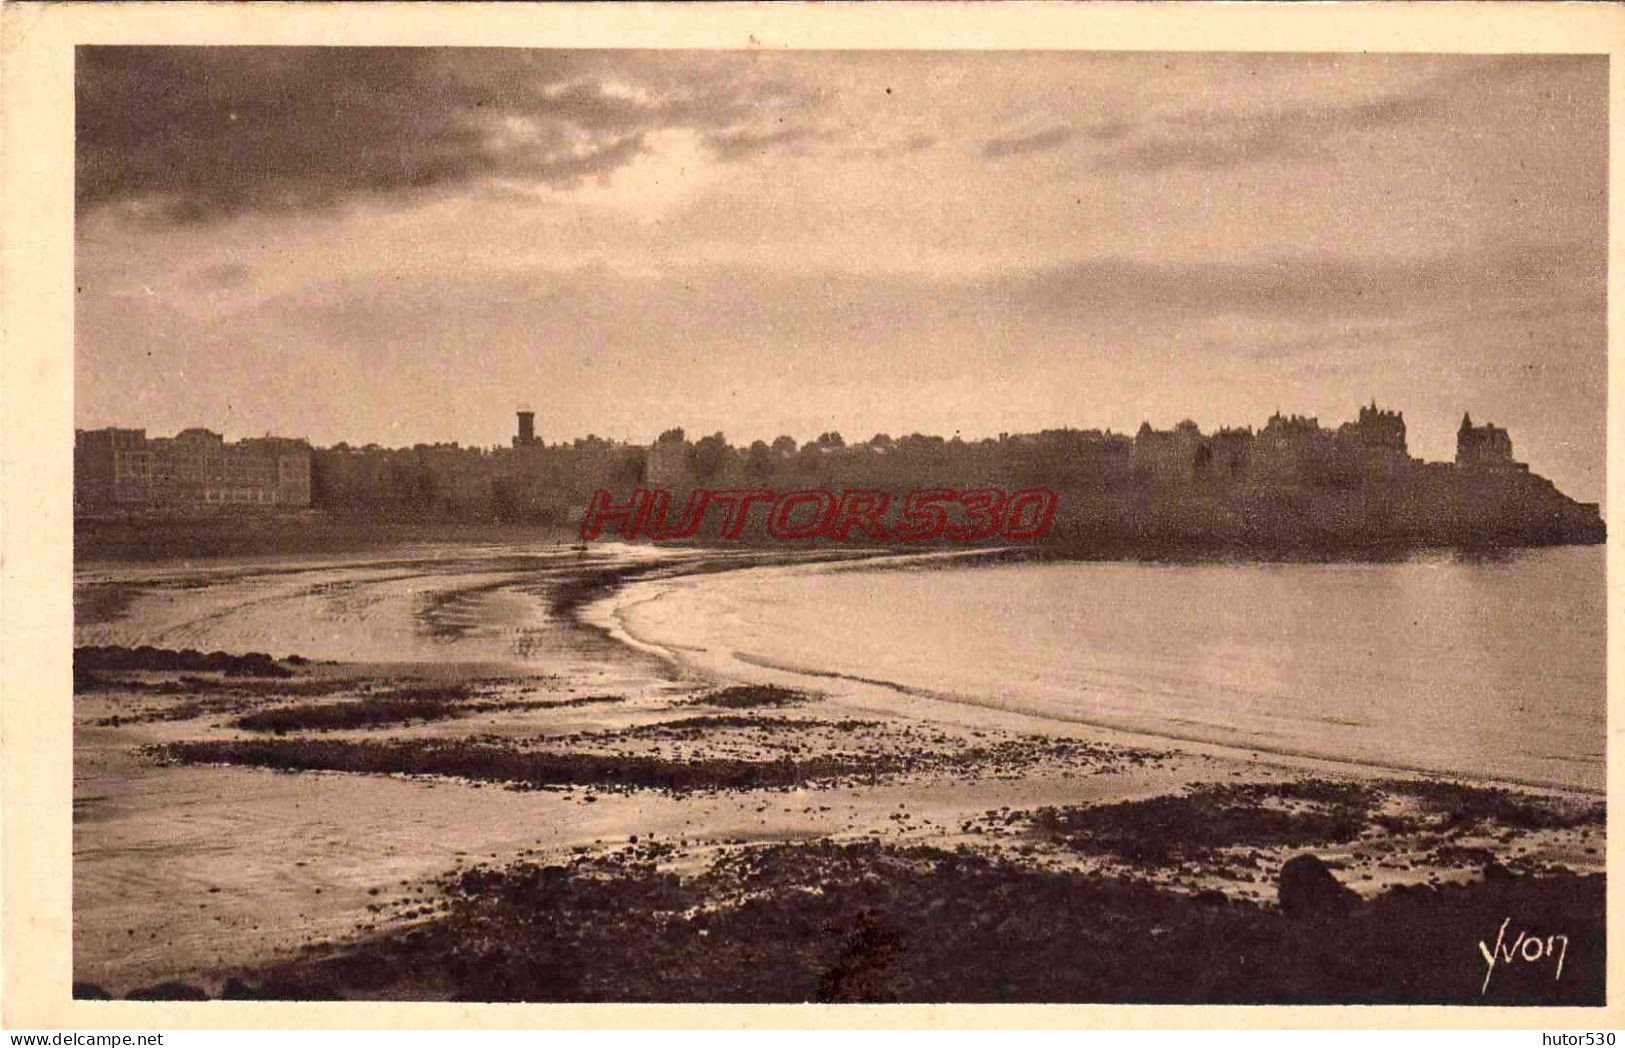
[
  {"left": 74, "top": 512, "right": 1604, "bottom": 570},
  {"left": 70, "top": 542, "right": 1607, "bottom": 1003},
  {"left": 589, "top": 551, "right": 1605, "bottom": 799}
]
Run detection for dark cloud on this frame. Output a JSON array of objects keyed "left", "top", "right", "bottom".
[
  {"left": 1084, "top": 119, "right": 1133, "bottom": 143},
  {"left": 1095, "top": 93, "right": 1437, "bottom": 173},
  {"left": 75, "top": 47, "right": 803, "bottom": 224},
  {"left": 993, "top": 240, "right": 1599, "bottom": 324},
  {"left": 982, "top": 125, "right": 1076, "bottom": 159},
  {"left": 1094, "top": 129, "right": 1290, "bottom": 173},
  {"left": 704, "top": 125, "right": 819, "bottom": 162},
  {"left": 836, "top": 132, "right": 938, "bottom": 161},
  {"left": 272, "top": 240, "right": 1599, "bottom": 356}
]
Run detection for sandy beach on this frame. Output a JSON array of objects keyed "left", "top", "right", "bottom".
[{"left": 72, "top": 541, "right": 1605, "bottom": 1004}]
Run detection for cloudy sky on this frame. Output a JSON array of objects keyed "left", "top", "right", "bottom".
[{"left": 75, "top": 48, "right": 1606, "bottom": 501}]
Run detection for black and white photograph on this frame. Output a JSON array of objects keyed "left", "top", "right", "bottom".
[{"left": 4, "top": 3, "right": 1617, "bottom": 1024}]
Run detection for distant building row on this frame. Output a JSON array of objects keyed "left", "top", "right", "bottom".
[
  {"left": 1129, "top": 402, "right": 1524, "bottom": 484},
  {"left": 75, "top": 427, "right": 312, "bottom": 508},
  {"left": 71, "top": 403, "right": 1533, "bottom": 511}
]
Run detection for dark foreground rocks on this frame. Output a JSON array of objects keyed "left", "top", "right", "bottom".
[
  {"left": 76, "top": 645, "right": 295, "bottom": 679},
  {"left": 229, "top": 686, "right": 475, "bottom": 733},
  {"left": 1020, "top": 778, "right": 1604, "bottom": 869},
  {"left": 1278, "top": 853, "right": 1358, "bottom": 918},
  {"left": 123, "top": 980, "right": 211, "bottom": 1001},
  {"left": 220, "top": 841, "right": 1602, "bottom": 1005},
  {"left": 682, "top": 685, "right": 810, "bottom": 710},
  {"left": 156, "top": 737, "right": 893, "bottom": 793}
]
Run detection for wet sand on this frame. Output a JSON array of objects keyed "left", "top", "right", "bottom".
[{"left": 71, "top": 542, "right": 1606, "bottom": 1003}]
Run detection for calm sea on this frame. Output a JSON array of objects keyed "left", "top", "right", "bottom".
[{"left": 614, "top": 546, "right": 1606, "bottom": 792}]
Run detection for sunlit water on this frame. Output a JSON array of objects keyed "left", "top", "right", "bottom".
[
  {"left": 613, "top": 547, "right": 1606, "bottom": 792},
  {"left": 76, "top": 542, "right": 1606, "bottom": 792}
]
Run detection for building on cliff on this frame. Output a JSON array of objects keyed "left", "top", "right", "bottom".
[
  {"left": 1122, "top": 402, "right": 1601, "bottom": 546},
  {"left": 1341, "top": 401, "right": 1407, "bottom": 453},
  {"left": 1133, "top": 401, "right": 1414, "bottom": 485},
  {"left": 1456, "top": 413, "right": 1523, "bottom": 471},
  {"left": 75, "top": 427, "right": 312, "bottom": 509},
  {"left": 1134, "top": 419, "right": 1205, "bottom": 483}
]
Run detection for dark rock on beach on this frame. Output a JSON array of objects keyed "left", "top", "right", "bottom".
[
  {"left": 1278, "top": 854, "right": 1358, "bottom": 919},
  {"left": 124, "top": 980, "right": 210, "bottom": 1001},
  {"left": 75, "top": 645, "right": 295, "bottom": 679}
]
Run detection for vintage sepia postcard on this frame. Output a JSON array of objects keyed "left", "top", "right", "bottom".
[{"left": 3, "top": 0, "right": 1623, "bottom": 1032}]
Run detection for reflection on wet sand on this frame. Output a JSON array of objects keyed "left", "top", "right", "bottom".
[{"left": 72, "top": 542, "right": 1605, "bottom": 1004}]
